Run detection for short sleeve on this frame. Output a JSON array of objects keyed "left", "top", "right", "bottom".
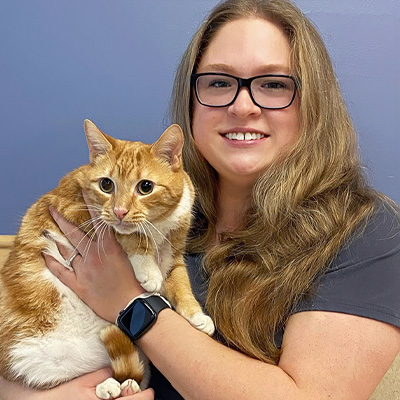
[{"left": 294, "top": 201, "right": 400, "bottom": 328}]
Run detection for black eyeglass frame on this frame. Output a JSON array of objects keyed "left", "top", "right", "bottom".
[{"left": 190, "top": 72, "right": 299, "bottom": 110}]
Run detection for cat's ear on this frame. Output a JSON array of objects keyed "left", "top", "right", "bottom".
[
  {"left": 152, "top": 124, "right": 184, "bottom": 171},
  {"left": 84, "top": 119, "right": 114, "bottom": 163}
]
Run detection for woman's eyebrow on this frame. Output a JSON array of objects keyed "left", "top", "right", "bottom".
[{"left": 197, "top": 63, "right": 235, "bottom": 73}]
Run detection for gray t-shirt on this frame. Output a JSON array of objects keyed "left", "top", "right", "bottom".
[
  {"left": 293, "top": 201, "right": 400, "bottom": 327},
  {"left": 186, "top": 200, "right": 400, "bottom": 342},
  {"left": 149, "top": 200, "right": 400, "bottom": 398}
]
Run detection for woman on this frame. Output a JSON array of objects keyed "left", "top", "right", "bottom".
[{"left": 1, "top": 0, "right": 400, "bottom": 398}]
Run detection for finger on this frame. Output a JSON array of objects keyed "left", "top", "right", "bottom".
[
  {"left": 50, "top": 207, "right": 90, "bottom": 255},
  {"left": 0, "top": 375, "right": 40, "bottom": 397},
  {"left": 43, "top": 252, "right": 78, "bottom": 288},
  {"left": 77, "top": 367, "right": 113, "bottom": 384},
  {"left": 121, "top": 388, "right": 155, "bottom": 399},
  {"left": 47, "top": 237, "right": 82, "bottom": 272},
  {"left": 135, "top": 388, "right": 155, "bottom": 399}
]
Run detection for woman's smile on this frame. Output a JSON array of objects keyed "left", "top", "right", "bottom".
[{"left": 220, "top": 127, "right": 269, "bottom": 143}]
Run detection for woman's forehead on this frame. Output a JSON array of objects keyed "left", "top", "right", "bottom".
[{"left": 197, "top": 18, "right": 291, "bottom": 76}]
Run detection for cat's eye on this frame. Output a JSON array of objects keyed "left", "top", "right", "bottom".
[
  {"left": 137, "top": 180, "right": 154, "bottom": 195},
  {"left": 99, "top": 178, "right": 114, "bottom": 193}
]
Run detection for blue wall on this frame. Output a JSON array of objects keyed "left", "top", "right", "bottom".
[{"left": 1, "top": 0, "right": 399, "bottom": 234}]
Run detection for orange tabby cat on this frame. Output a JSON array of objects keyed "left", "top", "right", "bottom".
[{"left": 0, "top": 120, "right": 214, "bottom": 398}]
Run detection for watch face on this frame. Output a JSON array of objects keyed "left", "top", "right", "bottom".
[{"left": 118, "top": 299, "right": 156, "bottom": 340}]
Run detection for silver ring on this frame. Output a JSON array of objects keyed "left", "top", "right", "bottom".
[{"left": 64, "top": 249, "right": 79, "bottom": 270}]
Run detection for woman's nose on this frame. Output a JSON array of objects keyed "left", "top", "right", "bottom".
[{"left": 228, "top": 87, "right": 262, "bottom": 118}]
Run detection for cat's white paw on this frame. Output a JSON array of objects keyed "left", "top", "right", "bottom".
[
  {"left": 190, "top": 312, "right": 215, "bottom": 336},
  {"left": 141, "top": 278, "right": 162, "bottom": 292},
  {"left": 121, "top": 379, "right": 141, "bottom": 394},
  {"left": 137, "top": 270, "right": 163, "bottom": 293},
  {"left": 96, "top": 377, "right": 121, "bottom": 399},
  {"left": 131, "top": 255, "right": 163, "bottom": 293}
]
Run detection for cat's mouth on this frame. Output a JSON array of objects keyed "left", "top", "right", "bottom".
[{"left": 112, "top": 221, "right": 137, "bottom": 235}]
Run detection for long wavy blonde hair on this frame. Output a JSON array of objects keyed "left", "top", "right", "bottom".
[{"left": 171, "top": 0, "right": 378, "bottom": 364}]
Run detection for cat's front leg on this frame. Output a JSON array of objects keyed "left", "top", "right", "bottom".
[
  {"left": 129, "top": 254, "right": 163, "bottom": 293},
  {"left": 163, "top": 262, "right": 215, "bottom": 336}
]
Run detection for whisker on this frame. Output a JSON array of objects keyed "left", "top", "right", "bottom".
[
  {"left": 139, "top": 221, "right": 153, "bottom": 262},
  {"left": 68, "top": 205, "right": 104, "bottom": 216},
  {"left": 78, "top": 218, "right": 103, "bottom": 235},
  {"left": 143, "top": 220, "right": 178, "bottom": 251},
  {"left": 142, "top": 221, "right": 160, "bottom": 264},
  {"left": 78, "top": 218, "right": 104, "bottom": 264},
  {"left": 136, "top": 222, "right": 144, "bottom": 253},
  {"left": 135, "top": 222, "right": 153, "bottom": 268},
  {"left": 97, "top": 221, "right": 109, "bottom": 266},
  {"left": 81, "top": 228, "right": 97, "bottom": 262},
  {"left": 137, "top": 221, "right": 148, "bottom": 256},
  {"left": 78, "top": 228, "right": 96, "bottom": 268},
  {"left": 62, "top": 215, "right": 103, "bottom": 241}
]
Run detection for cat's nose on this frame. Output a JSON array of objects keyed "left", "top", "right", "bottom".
[{"left": 114, "top": 207, "right": 128, "bottom": 221}]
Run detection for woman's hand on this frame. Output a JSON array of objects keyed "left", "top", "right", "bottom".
[
  {"left": 0, "top": 369, "right": 155, "bottom": 400},
  {"left": 44, "top": 193, "right": 145, "bottom": 322}
]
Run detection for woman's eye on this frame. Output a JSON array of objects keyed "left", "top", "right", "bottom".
[
  {"left": 99, "top": 178, "right": 114, "bottom": 193},
  {"left": 262, "top": 81, "right": 286, "bottom": 90},
  {"left": 137, "top": 180, "right": 154, "bottom": 195},
  {"left": 209, "top": 79, "right": 231, "bottom": 88}
]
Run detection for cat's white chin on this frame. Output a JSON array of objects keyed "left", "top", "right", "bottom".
[{"left": 112, "top": 223, "right": 136, "bottom": 235}]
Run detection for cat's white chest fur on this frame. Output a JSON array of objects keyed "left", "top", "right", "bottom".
[
  {"left": 9, "top": 269, "right": 111, "bottom": 388},
  {"left": 130, "top": 181, "right": 192, "bottom": 293}
]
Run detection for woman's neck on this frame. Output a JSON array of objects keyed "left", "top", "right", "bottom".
[{"left": 215, "top": 178, "right": 252, "bottom": 236}]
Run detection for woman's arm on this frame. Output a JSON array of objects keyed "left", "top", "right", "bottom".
[
  {"left": 0, "top": 369, "right": 155, "bottom": 400},
  {"left": 137, "top": 307, "right": 400, "bottom": 400},
  {"left": 47, "top": 209, "right": 400, "bottom": 400}
]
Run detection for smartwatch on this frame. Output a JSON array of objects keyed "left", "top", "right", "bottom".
[{"left": 117, "top": 294, "right": 171, "bottom": 341}]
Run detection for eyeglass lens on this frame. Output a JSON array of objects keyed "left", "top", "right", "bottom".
[{"left": 195, "top": 74, "right": 296, "bottom": 109}]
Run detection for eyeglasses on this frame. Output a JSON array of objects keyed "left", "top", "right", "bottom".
[{"left": 191, "top": 72, "right": 298, "bottom": 110}]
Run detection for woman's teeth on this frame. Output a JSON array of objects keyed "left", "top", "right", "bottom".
[{"left": 224, "top": 132, "right": 265, "bottom": 141}]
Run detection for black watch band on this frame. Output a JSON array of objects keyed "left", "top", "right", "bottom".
[
  {"left": 144, "top": 294, "right": 171, "bottom": 314},
  {"left": 117, "top": 294, "right": 171, "bottom": 341}
]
